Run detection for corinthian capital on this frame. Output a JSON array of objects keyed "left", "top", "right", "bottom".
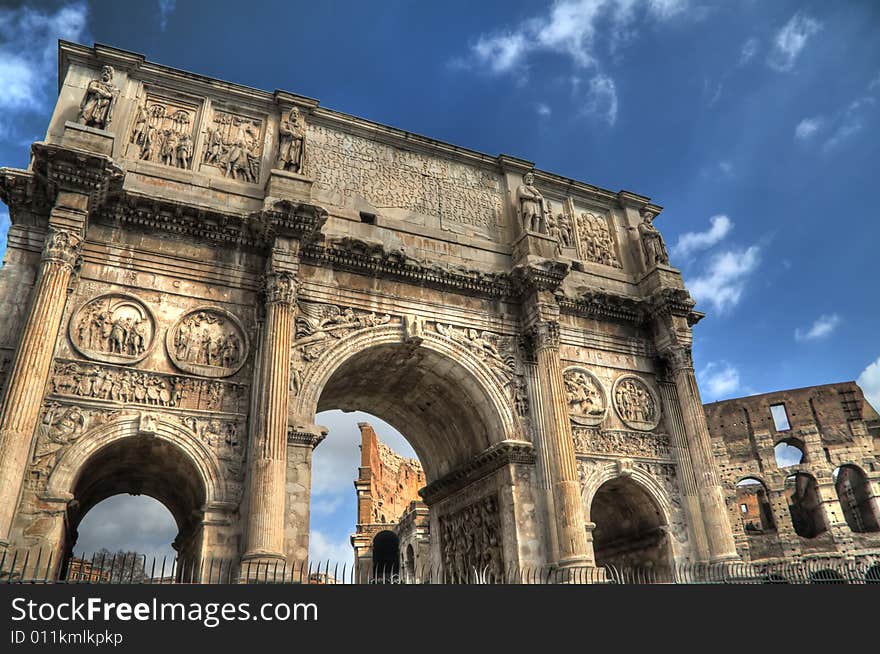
[
  {"left": 521, "top": 320, "right": 560, "bottom": 360},
  {"left": 661, "top": 345, "right": 694, "bottom": 372},
  {"left": 264, "top": 271, "right": 298, "bottom": 306},
  {"left": 42, "top": 228, "right": 83, "bottom": 269}
]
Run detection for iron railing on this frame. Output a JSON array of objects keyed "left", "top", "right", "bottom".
[{"left": 1, "top": 549, "right": 878, "bottom": 585}]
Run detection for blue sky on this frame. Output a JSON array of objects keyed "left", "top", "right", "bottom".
[{"left": 1, "top": 1, "right": 878, "bottom": 565}]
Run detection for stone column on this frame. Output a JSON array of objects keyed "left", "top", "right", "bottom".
[
  {"left": 0, "top": 220, "right": 83, "bottom": 547},
  {"left": 284, "top": 425, "right": 326, "bottom": 566},
  {"left": 663, "top": 346, "right": 739, "bottom": 562},
  {"left": 242, "top": 268, "right": 297, "bottom": 565},
  {"left": 529, "top": 320, "right": 591, "bottom": 568}
]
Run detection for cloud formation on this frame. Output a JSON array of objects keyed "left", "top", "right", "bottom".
[
  {"left": 858, "top": 356, "right": 880, "bottom": 413},
  {"left": 461, "top": 0, "right": 690, "bottom": 124},
  {"left": 671, "top": 214, "right": 733, "bottom": 259},
  {"left": 309, "top": 530, "right": 354, "bottom": 567},
  {"left": 698, "top": 361, "right": 741, "bottom": 400},
  {"left": 0, "top": 2, "right": 88, "bottom": 140},
  {"left": 74, "top": 494, "right": 177, "bottom": 561},
  {"left": 688, "top": 245, "right": 761, "bottom": 314},
  {"left": 767, "top": 12, "right": 821, "bottom": 72},
  {"left": 158, "top": 0, "right": 176, "bottom": 31},
  {"left": 794, "top": 117, "right": 822, "bottom": 141},
  {"left": 794, "top": 313, "right": 841, "bottom": 342}
]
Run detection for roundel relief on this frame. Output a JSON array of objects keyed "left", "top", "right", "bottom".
[
  {"left": 612, "top": 375, "right": 661, "bottom": 431},
  {"left": 69, "top": 293, "right": 156, "bottom": 365},
  {"left": 563, "top": 366, "right": 607, "bottom": 426},
  {"left": 167, "top": 307, "right": 248, "bottom": 378}
]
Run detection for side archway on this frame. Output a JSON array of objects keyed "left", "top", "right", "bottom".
[{"left": 45, "top": 415, "right": 228, "bottom": 566}]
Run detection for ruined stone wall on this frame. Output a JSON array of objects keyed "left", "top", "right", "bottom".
[
  {"left": 706, "top": 382, "right": 880, "bottom": 562},
  {"left": 356, "top": 422, "right": 424, "bottom": 526}
]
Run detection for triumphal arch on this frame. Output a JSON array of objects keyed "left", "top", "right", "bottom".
[{"left": 0, "top": 41, "right": 739, "bottom": 576}]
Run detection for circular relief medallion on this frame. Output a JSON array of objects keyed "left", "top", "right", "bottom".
[
  {"left": 612, "top": 374, "right": 661, "bottom": 431},
  {"left": 69, "top": 293, "right": 156, "bottom": 365},
  {"left": 167, "top": 307, "right": 248, "bottom": 378},
  {"left": 563, "top": 366, "right": 607, "bottom": 427}
]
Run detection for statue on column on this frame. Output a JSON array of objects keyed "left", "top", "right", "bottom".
[
  {"left": 78, "top": 65, "right": 118, "bottom": 130},
  {"left": 632, "top": 209, "right": 669, "bottom": 267},
  {"left": 276, "top": 107, "right": 305, "bottom": 173},
  {"left": 516, "top": 171, "right": 549, "bottom": 234}
]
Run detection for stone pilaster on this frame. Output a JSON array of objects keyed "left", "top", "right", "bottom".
[
  {"left": 662, "top": 346, "right": 739, "bottom": 562},
  {"left": 0, "top": 222, "right": 83, "bottom": 547},
  {"left": 284, "top": 425, "right": 327, "bottom": 566},
  {"left": 527, "top": 319, "right": 591, "bottom": 568},
  {"left": 242, "top": 265, "right": 297, "bottom": 564}
]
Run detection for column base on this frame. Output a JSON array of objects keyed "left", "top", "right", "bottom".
[{"left": 239, "top": 551, "right": 287, "bottom": 583}]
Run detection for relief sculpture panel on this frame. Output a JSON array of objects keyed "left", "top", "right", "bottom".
[
  {"left": 201, "top": 108, "right": 264, "bottom": 183},
  {"left": 439, "top": 495, "right": 504, "bottom": 581},
  {"left": 574, "top": 210, "right": 621, "bottom": 268},
  {"left": 612, "top": 375, "right": 661, "bottom": 431},
  {"left": 167, "top": 308, "right": 249, "bottom": 378},
  {"left": 128, "top": 93, "right": 199, "bottom": 170},
  {"left": 69, "top": 294, "right": 156, "bottom": 365},
  {"left": 563, "top": 366, "right": 607, "bottom": 427}
]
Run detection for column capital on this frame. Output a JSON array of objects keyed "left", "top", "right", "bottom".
[
  {"left": 660, "top": 345, "right": 694, "bottom": 373},
  {"left": 263, "top": 270, "right": 298, "bottom": 306},
  {"left": 42, "top": 227, "right": 83, "bottom": 272}
]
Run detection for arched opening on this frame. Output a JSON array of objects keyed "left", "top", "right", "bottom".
[
  {"left": 372, "top": 531, "right": 400, "bottom": 581},
  {"left": 774, "top": 439, "right": 805, "bottom": 467},
  {"left": 735, "top": 478, "right": 776, "bottom": 533},
  {"left": 61, "top": 436, "right": 207, "bottom": 578},
  {"left": 833, "top": 465, "right": 880, "bottom": 533},
  {"left": 404, "top": 543, "right": 416, "bottom": 580},
  {"left": 784, "top": 473, "right": 826, "bottom": 538},
  {"left": 304, "top": 338, "right": 515, "bottom": 581},
  {"left": 590, "top": 476, "right": 670, "bottom": 570}
]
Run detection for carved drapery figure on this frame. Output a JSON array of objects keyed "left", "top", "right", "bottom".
[
  {"left": 576, "top": 211, "right": 620, "bottom": 268},
  {"left": 201, "top": 112, "right": 262, "bottom": 182},
  {"left": 130, "top": 101, "right": 196, "bottom": 170},
  {"left": 634, "top": 209, "right": 669, "bottom": 267},
  {"left": 276, "top": 107, "right": 305, "bottom": 173},
  {"left": 516, "top": 172, "right": 549, "bottom": 234},
  {"left": 78, "top": 65, "right": 118, "bottom": 130}
]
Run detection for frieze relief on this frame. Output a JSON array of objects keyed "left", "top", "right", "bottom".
[
  {"left": 167, "top": 308, "right": 249, "bottom": 378},
  {"left": 305, "top": 124, "right": 503, "bottom": 232},
  {"left": 69, "top": 294, "right": 156, "bottom": 365},
  {"left": 563, "top": 366, "right": 607, "bottom": 427},
  {"left": 573, "top": 427, "right": 671, "bottom": 460},
  {"left": 202, "top": 108, "right": 264, "bottom": 183},
  {"left": 50, "top": 360, "right": 245, "bottom": 414},
  {"left": 574, "top": 210, "right": 621, "bottom": 268},
  {"left": 439, "top": 495, "right": 504, "bottom": 581},
  {"left": 178, "top": 415, "right": 246, "bottom": 485},
  {"left": 612, "top": 375, "right": 661, "bottom": 431},
  {"left": 128, "top": 94, "right": 199, "bottom": 170}
]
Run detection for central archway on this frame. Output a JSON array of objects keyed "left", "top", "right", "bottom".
[{"left": 292, "top": 324, "right": 525, "bottom": 576}]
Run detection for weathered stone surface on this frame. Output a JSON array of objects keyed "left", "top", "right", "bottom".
[{"left": 0, "top": 41, "right": 750, "bottom": 575}]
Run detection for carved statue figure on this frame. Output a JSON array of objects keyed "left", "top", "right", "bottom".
[
  {"left": 515, "top": 172, "right": 549, "bottom": 234},
  {"left": 78, "top": 65, "right": 118, "bottom": 130},
  {"left": 632, "top": 209, "right": 669, "bottom": 267},
  {"left": 557, "top": 210, "right": 573, "bottom": 249},
  {"left": 277, "top": 107, "right": 306, "bottom": 173}
]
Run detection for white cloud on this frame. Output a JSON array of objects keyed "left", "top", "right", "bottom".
[
  {"left": 739, "top": 37, "right": 759, "bottom": 65},
  {"left": 158, "top": 0, "right": 176, "bottom": 31},
  {"left": 536, "top": 102, "right": 552, "bottom": 116},
  {"left": 309, "top": 530, "right": 353, "bottom": 567},
  {"left": 672, "top": 214, "right": 733, "bottom": 259},
  {"left": 822, "top": 97, "right": 873, "bottom": 152},
  {"left": 870, "top": 72, "right": 880, "bottom": 91},
  {"left": 688, "top": 245, "right": 761, "bottom": 314},
  {"left": 0, "top": 3, "right": 88, "bottom": 141},
  {"left": 75, "top": 495, "right": 177, "bottom": 562},
  {"left": 698, "top": 361, "right": 741, "bottom": 400},
  {"left": 718, "top": 161, "right": 733, "bottom": 176},
  {"left": 858, "top": 356, "right": 880, "bottom": 413},
  {"left": 585, "top": 74, "right": 618, "bottom": 125},
  {"left": 794, "top": 117, "right": 822, "bottom": 141},
  {"left": 794, "top": 313, "right": 841, "bottom": 342},
  {"left": 767, "top": 12, "right": 822, "bottom": 72}
]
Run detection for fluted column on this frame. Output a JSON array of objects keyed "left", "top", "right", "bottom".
[
  {"left": 243, "top": 269, "right": 296, "bottom": 563},
  {"left": 530, "top": 320, "right": 591, "bottom": 568},
  {"left": 0, "top": 225, "right": 83, "bottom": 547},
  {"left": 663, "top": 346, "right": 739, "bottom": 562}
]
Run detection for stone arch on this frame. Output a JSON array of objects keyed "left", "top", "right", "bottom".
[
  {"left": 784, "top": 472, "right": 826, "bottom": 538},
  {"left": 833, "top": 464, "right": 880, "bottom": 533},
  {"left": 45, "top": 414, "right": 227, "bottom": 564},
  {"left": 733, "top": 476, "right": 776, "bottom": 533},
  {"left": 292, "top": 323, "right": 521, "bottom": 480},
  {"left": 579, "top": 461, "right": 675, "bottom": 568}
]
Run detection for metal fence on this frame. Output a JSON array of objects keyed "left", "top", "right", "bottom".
[{"left": 2, "top": 549, "right": 879, "bottom": 585}]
